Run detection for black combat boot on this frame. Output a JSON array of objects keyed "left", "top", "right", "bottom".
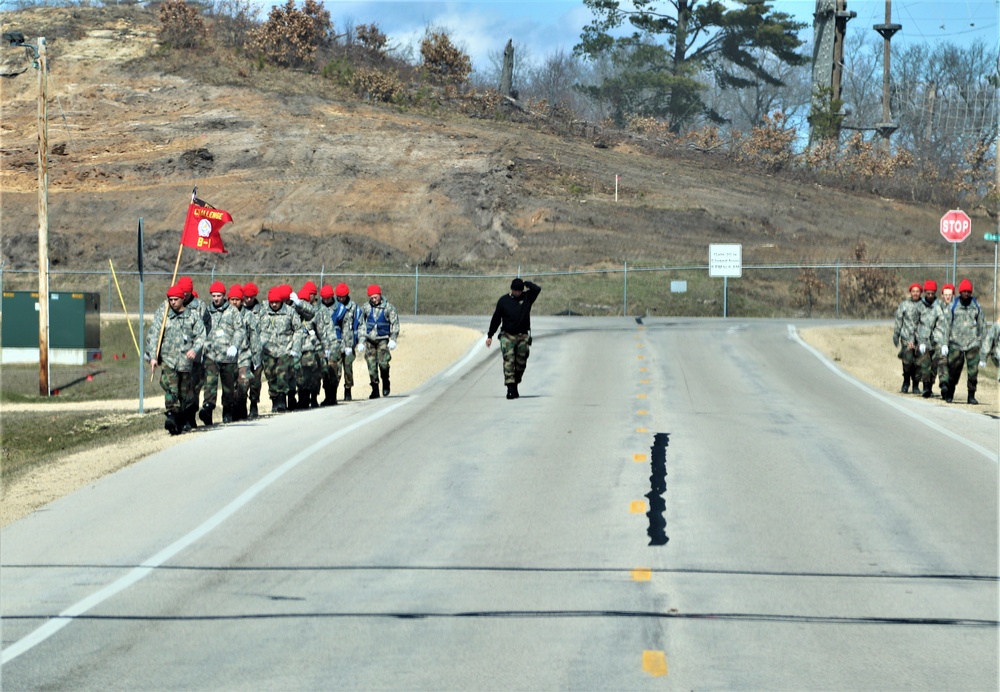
[
  {"left": 943, "top": 384, "right": 953, "bottom": 403},
  {"left": 381, "top": 368, "right": 391, "bottom": 397},
  {"left": 369, "top": 381, "right": 380, "bottom": 399},
  {"left": 311, "top": 391, "right": 320, "bottom": 408},
  {"left": 199, "top": 403, "right": 215, "bottom": 426},
  {"left": 248, "top": 399, "right": 259, "bottom": 419},
  {"left": 222, "top": 405, "right": 233, "bottom": 424},
  {"left": 968, "top": 386, "right": 979, "bottom": 405},
  {"left": 921, "top": 381, "right": 932, "bottom": 398},
  {"left": 344, "top": 387, "right": 352, "bottom": 402},
  {"left": 287, "top": 391, "right": 298, "bottom": 410},
  {"left": 164, "top": 412, "right": 180, "bottom": 435},
  {"left": 506, "top": 384, "right": 516, "bottom": 400},
  {"left": 273, "top": 396, "right": 287, "bottom": 413},
  {"left": 900, "top": 375, "right": 910, "bottom": 393},
  {"left": 182, "top": 407, "right": 194, "bottom": 433}
]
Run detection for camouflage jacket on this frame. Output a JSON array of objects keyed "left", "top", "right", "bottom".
[
  {"left": 205, "top": 300, "right": 245, "bottom": 364},
  {"left": 946, "top": 297, "right": 986, "bottom": 351},
  {"left": 238, "top": 305, "right": 263, "bottom": 369},
  {"left": 981, "top": 321, "right": 1000, "bottom": 366},
  {"left": 314, "top": 301, "right": 343, "bottom": 353},
  {"left": 359, "top": 300, "right": 400, "bottom": 342},
  {"left": 892, "top": 298, "right": 921, "bottom": 346},
  {"left": 258, "top": 303, "right": 304, "bottom": 357},
  {"left": 147, "top": 302, "right": 206, "bottom": 372},
  {"left": 915, "top": 299, "right": 949, "bottom": 350},
  {"left": 298, "top": 299, "right": 327, "bottom": 353},
  {"left": 340, "top": 299, "right": 359, "bottom": 350}
]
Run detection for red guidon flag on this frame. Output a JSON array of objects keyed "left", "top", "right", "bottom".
[{"left": 180, "top": 203, "right": 232, "bottom": 253}]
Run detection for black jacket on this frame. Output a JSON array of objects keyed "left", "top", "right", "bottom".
[{"left": 488, "top": 281, "right": 540, "bottom": 337}]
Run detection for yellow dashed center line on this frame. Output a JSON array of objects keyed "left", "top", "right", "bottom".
[
  {"left": 642, "top": 650, "right": 668, "bottom": 677},
  {"left": 636, "top": 427, "right": 648, "bottom": 433},
  {"left": 639, "top": 367, "right": 647, "bottom": 372},
  {"left": 636, "top": 409, "right": 649, "bottom": 415},
  {"left": 637, "top": 355, "right": 645, "bottom": 361},
  {"left": 636, "top": 393, "right": 647, "bottom": 399},
  {"left": 631, "top": 568, "right": 652, "bottom": 581},
  {"left": 630, "top": 500, "right": 646, "bottom": 513},
  {"left": 633, "top": 453, "right": 646, "bottom": 463}
]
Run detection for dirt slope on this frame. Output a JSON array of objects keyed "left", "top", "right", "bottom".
[{"left": 0, "top": 6, "right": 989, "bottom": 278}]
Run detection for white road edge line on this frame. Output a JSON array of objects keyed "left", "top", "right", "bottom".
[
  {"left": 443, "top": 337, "right": 486, "bottom": 379},
  {"left": 0, "top": 397, "right": 416, "bottom": 666},
  {"left": 788, "top": 324, "right": 997, "bottom": 463}
]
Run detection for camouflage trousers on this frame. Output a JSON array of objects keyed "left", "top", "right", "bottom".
[
  {"left": 247, "top": 364, "right": 263, "bottom": 402},
  {"left": 262, "top": 353, "right": 295, "bottom": 398},
  {"left": 897, "top": 343, "right": 917, "bottom": 379},
  {"left": 947, "top": 346, "right": 980, "bottom": 393},
  {"left": 323, "top": 354, "right": 342, "bottom": 395},
  {"left": 364, "top": 339, "right": 392, "bottom": 383},
  {"left": 916, "top": 349, "right": 948, "bottom": 389},
  {"left": 202, "top": 358, "right": 238, "bottom": 410},
  {"left": 296, "top": 350, "right": 323, "bottom": 395},
  {"left": 338, "top": 349, "right": 356, "bottom": 388},
  {"left": 500, "top": 332, "right": 531, "bottom": 385},
  {"left": 159, "top": 366, "right": 197, "bottom": 415}
]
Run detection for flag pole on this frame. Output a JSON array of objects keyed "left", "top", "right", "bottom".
[{"left": 150, "top": 189, "right": 195, "bottom": 381}]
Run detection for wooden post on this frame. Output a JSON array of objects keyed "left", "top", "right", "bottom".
[
  {"left": 37, "top": 36, "right": 49, "bottom": 396},
  {"left": 499, "top": 39, "right": 514, "bottom": 97}
]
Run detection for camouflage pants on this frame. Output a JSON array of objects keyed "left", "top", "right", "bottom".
[
  {"left": 203, "top": 359, "right": 238, "bottom": 410},
  {"left": 191, "top": 359, "right": 205, "bottom": 398},
  {"left": 323, "top": 354, "right": 342, "bottom": 394},
  {"left": 160, "top": 366, "right": 197, "bottom": 415},
  {"left": 364, "top": 339, "right": 392, "bottom": 383},
  {"left": 296, "top": 350, "right": 323, "bottom": 395},
  {"left": 338, "top": 349, "right": 356, "bottom": 388},
  {"left": 247, "top": 364, "right": 263, "bottom": 402},
  {"left": 262, "top": 353, "right": 295, "bottom": 398},
  {"left": 500, "top": 332, "right": 531, "bottom": 385},
  {"left": 917, "top": 349, "right": 948, "bottom": 388},
  {"left": 897, "top": 343, "right": 917, "bottom": 379},
  {"left": 947, "top": 346, "right": 980, "bottom": 393}
]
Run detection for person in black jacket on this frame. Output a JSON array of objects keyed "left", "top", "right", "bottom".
[{"left": 486, "top": 278, "right": 541, "bottom": 399}]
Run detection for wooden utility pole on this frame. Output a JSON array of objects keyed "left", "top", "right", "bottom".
[
  {"left": 37, "top": 36, "right": 49, "bottom": 396},
  {"left": 874, "top": 0, "right": 901, "bottom": 151}
]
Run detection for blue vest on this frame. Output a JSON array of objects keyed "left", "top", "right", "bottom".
[
  {"left": 367, "top": 306, "right": 391, "bottom": 337},
  {"left": 330, "top": 302, "right": 348, "bottom": 339}
]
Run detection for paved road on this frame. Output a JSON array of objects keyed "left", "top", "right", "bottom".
[{"left": 2, "top": 318, "right": 997, "bottom": 690}]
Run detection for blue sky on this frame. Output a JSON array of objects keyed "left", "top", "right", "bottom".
[{"left": 318, "top": 0, "right": 1000, "bottom": 72}]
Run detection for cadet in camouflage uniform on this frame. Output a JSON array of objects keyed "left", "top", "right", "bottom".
[
  {"left": 981, "top": 318, "right": 1000, "bottom": 382},
  {"left": 892, "top": 282, "right": 923, "bottom": 393},
  {"left": 259, "top": 286, "right": 303, "bottom": 412},
  {"left": 356, "top": 284, "right": 400, "bottom": 399},
  {"left": 147, "top": 284, "right": 206, "bottom": 435},
  {"left": 178, "top": 276, "right": 212, "bottom": 429},
  {"left": 914, "top": 279, "right": 950, "bottom": 399},
  {"left": 242, "top": 282, "right": 266, "bottom": 419},
  {"left": 199, "top": 281, "right": 245, "bottom": 425},
  {"left": 334, "top": 282, "right": 359, "bottom": 401},
  {"left": 486, "top": 278, "right": 541, "bottom": 399},
  {"left": 227, "top": 284, "right": 254, "bottom": 421},
  {"left": 292, "top": 281, "right": 325, "bottom": 409},
  {"left": 317, "top": 284, "right": 351, "bottom": 406},
  {"left": 945, "top": 279, "right": 986, "bottom": 404},
  {"left": 279, "top": 283, "right": 316, "bottom": 409}
]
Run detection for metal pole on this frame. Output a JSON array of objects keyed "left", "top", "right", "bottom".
[
  {"left": 723, "top": 276, "right": 728, "bottom": 319},
  {"left": 108, "top": 266, "right": 112, "bottom": 311},
  {"left": 835, "top": 261, "right": 840, "bottom": 318},
  {"left": 623, "top": 260, "right": 628, "bottom": 316},
  {"left": 138, "top": 218, "right": 145, "bottom": 414},
  {"left": 414, "top": 265, "right": 419, "bottom": 316},
  {"left": 993, "top": 239, "right": 998, "bottom": 320},
  {"left": 952, "top": 243, "right": 957, "bottom": 288},
  {"left": 37, "top": 36, "right": 49, "bottom": 396}
]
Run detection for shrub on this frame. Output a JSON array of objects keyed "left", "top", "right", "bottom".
[
  {"left": 355, "top": 23, "right": 388, "bottom": 58},
  {"left": 249, "top": 0, "right": 331, "bottom": 69},
  {"left": 420, "top": 30, "right": 471, "bottom": 84},
  {"left": 158, "top": 0, "right": 206, "bottom": 49},
  {"left": 350, "top": 68, "right": 403, "bottom": 102},
  {"left": 843, "top": 240, "right": 897, "bottom": 318}
]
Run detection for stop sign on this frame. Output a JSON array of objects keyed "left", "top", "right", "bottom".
[{"left": 940, "top": 209, "right": 972, "bottom": 243}]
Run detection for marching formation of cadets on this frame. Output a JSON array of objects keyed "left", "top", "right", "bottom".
[
  {"left": 893, "top": 278, "right": 1000, "bottom": 404},
  {"left": 146, "top": 277, "right": 399, "bottom": 435}
]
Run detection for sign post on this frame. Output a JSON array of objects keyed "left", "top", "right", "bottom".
[
  {"left": 709, "top": 244, "right": 742, "bottom": 318},
  {"left": 940, "top": 209, "right": 971, "bottom": 284}
]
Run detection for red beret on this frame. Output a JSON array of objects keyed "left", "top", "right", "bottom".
[
  {"left": 300, "top": 281, "right": 318, "bottom": 297},
  {"left": 908, "top": 283, "right": 921, "bottom": 292},
  {"left": 943, "top": 283, "right": 955, "bottom": 291},
  {"left": 177, "top": 276, "right": 194, "bottom": 293},
  {"left": 335, "top": 282, "right": 350, "bottom": 298},
  {"left": 209, "top": 281, "right": 226, "bottom": 295},
  {"left": 923, "top": 280, "right": 938, "bottom": 292},
  {"left": 229, "top": 284, "right": 244, "bottom": 299},
  {"left": 279, "top": 284, "right": 292, "bottom": 300},
  {"left": 243, "top": 282, "right": 259, "bottom": 297},
  {"left": 367, "top": 284, "right": 381, "bottom": 297},
  {"left": 320, "top": 284, "right": 335, "bottom": 299},
  {"left": 167, "top": 284, "right": 185, "bottom": 298},
  {"left": 267, "top": 287, "right": 283, "bottom": 302},
  {"left": 958, "top": 279, "right": 973, "bottom": 293}
]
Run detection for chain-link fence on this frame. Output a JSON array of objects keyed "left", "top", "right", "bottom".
[{"left": 1, "top": 262, "right": 997, "bottom": 321}]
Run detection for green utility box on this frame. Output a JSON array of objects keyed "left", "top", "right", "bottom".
[{"left": 1, "top": 291, "right": 101, "bottom": 364}]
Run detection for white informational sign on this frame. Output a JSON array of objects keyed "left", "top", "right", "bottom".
[
  {"left": 670, "top": 280, "right": 688, "bottom": 293},
  {"left": 709, "top": 244, "right": 742, "bottom": 278}
]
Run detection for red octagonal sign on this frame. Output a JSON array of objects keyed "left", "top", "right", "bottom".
[{"left": 940, "top": 209, "right": 972, "bottom": 243}]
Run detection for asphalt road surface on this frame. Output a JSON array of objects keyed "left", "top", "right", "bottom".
[{"left": 2, "top": 317, "right": 998, "bottom": 690}]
